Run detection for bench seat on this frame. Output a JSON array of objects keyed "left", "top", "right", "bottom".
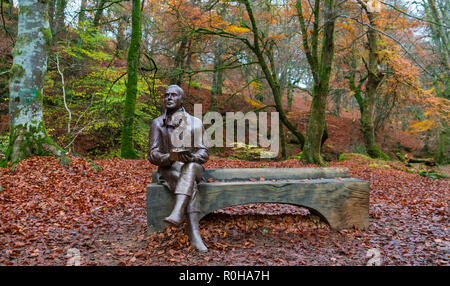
[{"left": 146, "top": 167, "right": 369, "bottom": 233}]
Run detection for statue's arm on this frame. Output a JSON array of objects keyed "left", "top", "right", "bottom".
[
  {"left": 148, "top": 120, "right": 172, "bottom": 167},
  {"left": 191, "top": 124, "right": 209, "bottom": 164}
]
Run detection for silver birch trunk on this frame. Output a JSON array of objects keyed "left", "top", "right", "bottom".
[{"left": 7, "top": 0, "right": 64, "bottom": 164}]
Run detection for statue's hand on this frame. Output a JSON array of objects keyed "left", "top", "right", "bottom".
[
  {"left": 168, "top": 152, "right": 178, "bottom": 162},
  {"left": 162, "top": 153, "right": 175, "bottom": 164},
  {"left": 179, "top": 152, "right": 193, "bottom": 163}
]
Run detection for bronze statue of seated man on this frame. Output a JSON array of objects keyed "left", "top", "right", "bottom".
[{"left": 148, "top": 84, "right": 209, "bottom": 252}]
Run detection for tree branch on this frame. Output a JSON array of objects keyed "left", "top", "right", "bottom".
[
  {"left": 340, "top": 14, "right": 436, "bottom": 78},
  {"left": 0, "top": 0, "right": 14, "bottom": 45}
]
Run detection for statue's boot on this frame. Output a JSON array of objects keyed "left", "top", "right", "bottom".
[
  {"left": 165, "top": 163, "right": 200, "bottom": 226},
  {"left": 164, "top": 194, "right": 189, "bottom": 226},
  {"left": 187, "top": 212, "right": 208, "bottom": 253}
]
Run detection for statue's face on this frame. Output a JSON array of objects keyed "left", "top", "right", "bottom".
[{"left": 164, "top": 87, "right": 183, "bottom": 111}]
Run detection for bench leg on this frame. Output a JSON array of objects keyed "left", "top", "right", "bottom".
[{"left": 147, "top": 186, "right": 174, "bottom": 234}]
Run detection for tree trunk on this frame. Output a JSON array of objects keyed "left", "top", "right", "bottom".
[
  {"left": 279, "top": 118, "right": 286, "bottom": 159},
  {"left": 48, "top": 0, "right": 56, "bottom": 36},
  {"left": 170, "top": 36, "right": 188, "bottom": 85},
  {"left": 360, "top": 8, "right": 389, "bottom": 159},
  {"left": 115, "top": 16, "right": 128, "bottom": 52},
  {"left": 427, "top": 0, "right": 449, "bottom": 69},
  {"left": 211, "top": 39, "right": 225, "bottom": 110},
  {"left": 302, "top": 0, "right": 336, "bottom": 165},
  {"left": 241, "top": 0, "right": 305, "bottom": 148},
  {"left": 6, "top": 0, "right": 65, "bottom": 165},
  {"left": 93, "top": 0, "right": 106, "bottom": 27},
  {"left": 120, "top": 0, "right": 141, "bottom": 159},
  {"left": 425, "top": 0, "right": 449, "bottom": 98},
  {"left": 303, "top": 86, "right": 328, "bottom": 164},
  {"left": 287, "top": 83, "right": 294, "bottom": 111},
  {"left": 434, "top": 120, "right": 449, "bottom": 164},
  {"left": 7, "top": 0, "right": 15, "bottom": 19},
  {"left": 54, "top": 0, "right": 66, "bottom": 40}
]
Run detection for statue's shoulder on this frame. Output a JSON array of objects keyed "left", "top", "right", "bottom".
[
  {"left": 186, "top": 113, "right": 204, "bottom": 128},
  {"left": 151, "top": 115, "right": 164, "bottom": 127}
]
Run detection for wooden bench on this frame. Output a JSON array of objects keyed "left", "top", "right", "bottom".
[{"left": 146, "top": 167, "right": 369, "bottom": 234}]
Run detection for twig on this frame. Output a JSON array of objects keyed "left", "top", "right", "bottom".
[
  {"left": 64, "top": 120, "right": 99, "bottom": 150},
  {"left": 210, "top": 77, "right": 264, "bottom": 112},
  {"left": 107, "top": 71, "right": 128, "bottom": 95},
  {"left": 56, "top": 54, "right": 72, "bottom": 147},
  {"left": 340, "top": 14, "right": 436, "bottom": 78},
  {"left": 0, "top": 0, "right": 14, "bottom": 45},
  {"left": 379, "top": 1, "right": 449, "bottom": 29}
]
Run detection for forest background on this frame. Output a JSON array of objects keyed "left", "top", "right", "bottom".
[
  {"left": 0, "top": 0, "right": 448, "bottom": 266},
  {"left": 0, "top": 0, "right": 448, "bottom": 167}
]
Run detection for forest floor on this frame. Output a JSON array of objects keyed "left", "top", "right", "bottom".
[{"left": 0, "top": 155, "right": 448, "bottom": 266}]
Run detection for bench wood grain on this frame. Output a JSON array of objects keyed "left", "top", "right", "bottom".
[{"left": 146, "top": 168, "right": 369, "bottom": 233}]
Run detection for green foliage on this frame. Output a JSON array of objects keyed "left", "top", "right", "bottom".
[
  {"left": 293, "top": 151, "right": 303, "bottom": 160},
  {"left": 60, "top": 26, "right": 113, "bottom": 62},
  {"left": 395, "top": 152, "right": 406, "bottom": 162},
  {"left": 0, "top": 54, "right": 10, "bottom": 103},
  {"left": 89, "top": 163, "right": 102, "bottom": 171},
  {"left": 59, "top": 156, "right": 71, "bottom": 166},
  {"left": 42, "top": 24, "right": 166, "bottom": 158},
  {"left": 0, "top": 133, "right": 9, "bottom": 160},
  {"left": 351, "top": 140, "right": 366, "bottom": 154},
  {"left": 225, "top": 155, "right": 239, "bottom": 160},
  {"left": 231, "top": 142, "right": 274, "bottom": 160},
  {"left": 190, "top": 80, "right": 201, "bottom": 89},
  {"left": 419, "top": 169, "right": 445, "bottom": 179},
  {"left": 338, "top": 153, "right": 373, "bottom": 162}
]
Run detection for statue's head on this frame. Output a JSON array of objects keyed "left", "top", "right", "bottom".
[{"left": 164, "top": 84, "right": 184, "bottom": 111}]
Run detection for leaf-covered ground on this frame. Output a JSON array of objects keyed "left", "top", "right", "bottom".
[{"left": 0, "top": 156, "right": 448, "bottom": 266}]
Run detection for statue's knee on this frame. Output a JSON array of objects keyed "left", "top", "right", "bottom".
[{"left": 182, "top": 162, "right": 203, "bottom": 174}]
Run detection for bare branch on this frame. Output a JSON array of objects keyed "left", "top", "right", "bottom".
[
  {"left": 340, "top": 14, "right": 436, "bottom": 78},
  {"left": 0, "top": 0, "right": 14, "bottom": 45},
  {"left": 379, "top": 0, "right": 449, "bottom": 29},
  {"left": 56, "top": 55, "right": 72, "bottom": 139}
]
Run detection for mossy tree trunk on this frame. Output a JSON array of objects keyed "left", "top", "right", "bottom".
[
  {"left": 115, "top": 15, "right": 128, "bottom": 52},
  {"left": 279, "top": 119, "right": 286, "bottom": 159},
  {"left": 434, "top": 120, "right": 449, "bottom": 164},
  {"left": 120, "top": 0, "right": 141, "bottom": 159},
  {"left": 296, "top": 0, "right": 337, "bottom": 165},
  {"left": 170, "top": 36, "right": 189, "bottom": 85},
  {"left": 358, "top": 4, "right": 389, "bottom": 160},
  {"left": 210, "top": 4, "right": 227, "bottom": 110},
  {"left": 211, "top": 39, "right": 225, "bottom": 110},
  {"left": 48, "top": 0, "right": 56, "bottom": 36},
  {"left": 55, "top": 0, "right": 66, "bottom": 39},
  {"left": 347, "top": 43, "right": 366, "bottom": 115},
  {"left": 6, "top": 0, "right": 65, "bottom": 166}
]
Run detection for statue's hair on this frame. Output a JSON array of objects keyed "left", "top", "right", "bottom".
[{"left": 166, "top": 84, "right": 184, "bottom": 97}]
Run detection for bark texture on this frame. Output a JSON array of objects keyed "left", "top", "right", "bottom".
[
  {"left": 296, "top": 0, "right": 337, "bottom": 165},
  {"left": 360, "top": 6, "right": 389, "bottom": 159},
  {"left": 120, "top": 0, "right": 141, "bottom": 159},
  {"left": 6, "top": 0, "right": 65, "bottom": 165}
]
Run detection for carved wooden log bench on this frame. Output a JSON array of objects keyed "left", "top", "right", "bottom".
[{"left": 146, "top": 167, "right": 369, "bottom": 234}]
